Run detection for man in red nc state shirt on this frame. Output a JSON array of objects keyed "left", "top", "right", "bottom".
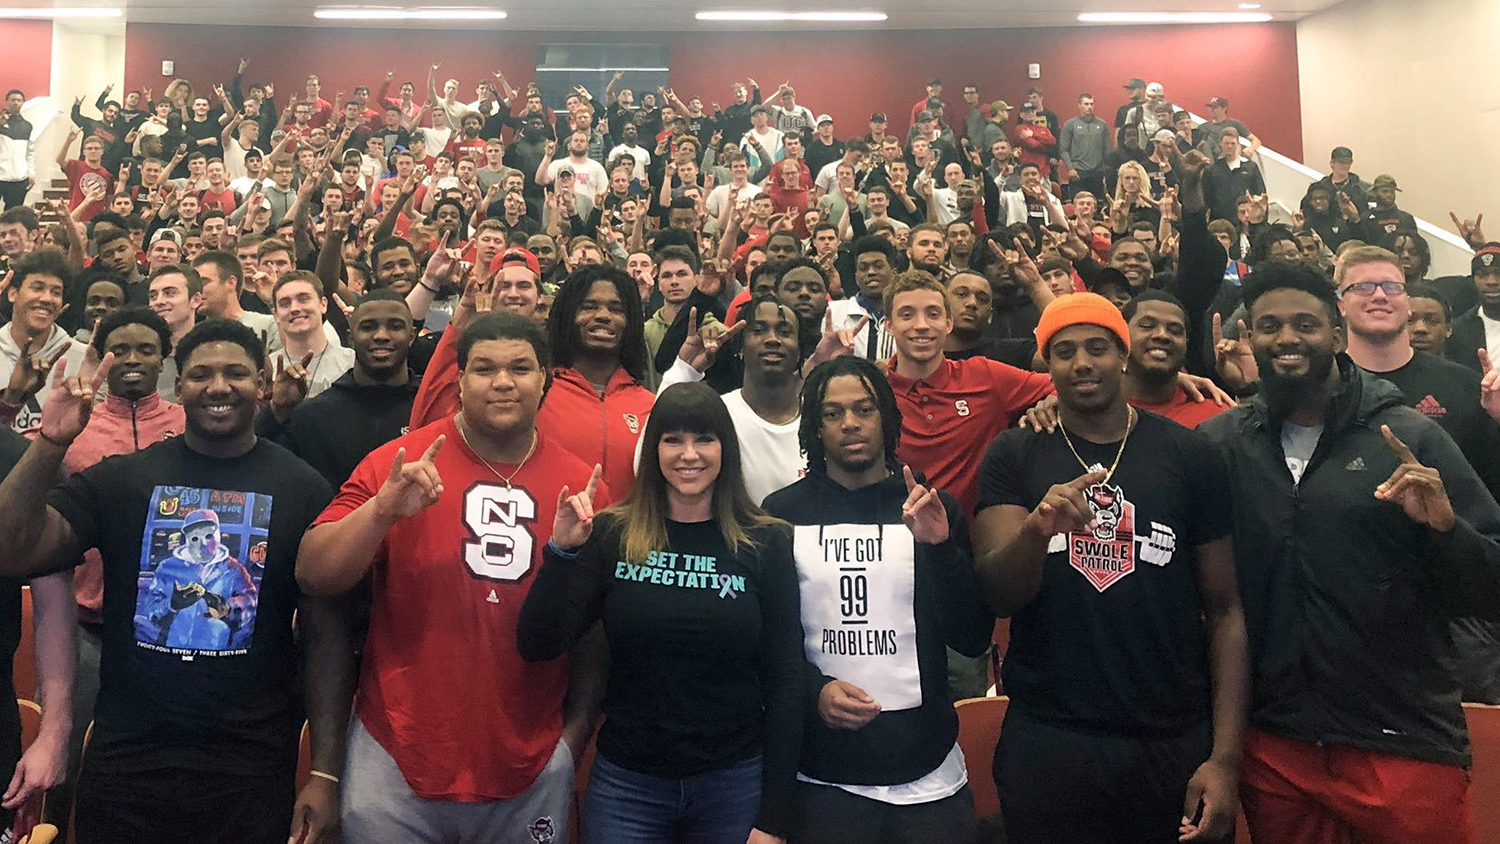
[{"left": 299, "top": 312, "right": 607, "bottom": 842}]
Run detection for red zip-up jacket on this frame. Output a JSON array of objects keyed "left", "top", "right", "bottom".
[
  {"left": 63, "top": 392, "right": 186, "bottom": 624},
  {"left": 410, "top": 324, "right": 654, "bottom": 498}
]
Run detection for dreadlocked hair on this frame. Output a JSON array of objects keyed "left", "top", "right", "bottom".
[{"left": 798, "top": 356, "right": 903, "bottom": 475}]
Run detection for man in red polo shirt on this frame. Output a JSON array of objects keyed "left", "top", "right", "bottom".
[
  {"left": 298, "top": 312, "right": 605, "bottom": 842},
  {"left": 880, "top": 270, "right": 1053, "bottom": 521}
]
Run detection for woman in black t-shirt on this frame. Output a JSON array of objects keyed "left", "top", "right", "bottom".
[{"left": 518, "top": 381, "right": 803, "bottom": 844}]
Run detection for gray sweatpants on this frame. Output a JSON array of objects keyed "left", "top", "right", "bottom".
[{"left": 341, "top": 718, "right": 575, "bottom": 843}]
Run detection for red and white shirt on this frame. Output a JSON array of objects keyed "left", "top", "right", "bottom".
[
  {"left": 886, "top": 356, "right": 1053, "bottom": 521},
  {"left": 314, "top": 416, "right": 609, "bottom": 801}
]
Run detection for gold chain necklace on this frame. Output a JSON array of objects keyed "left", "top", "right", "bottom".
[
  {"left": 1057, "top": 405, "right": 1137, "bottom": 485},
  {"left": 455, "top": 415, "right": 537, "bottom": 490}
]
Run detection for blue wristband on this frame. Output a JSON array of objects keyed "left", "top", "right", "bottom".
[{"left": 547, "top": 538, "right": 580, "bottom": 559}]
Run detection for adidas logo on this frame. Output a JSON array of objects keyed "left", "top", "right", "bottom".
[
  {"left": 1345, "top": 457, "right": 1367, "bottom": 471},
  {"left": 1415, "top": 395, "right": 1447, "bottom": 417}
]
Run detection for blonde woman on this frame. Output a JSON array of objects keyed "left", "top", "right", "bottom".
[{"left": 1110, "top": 160, "right": 1161, "bottom": 233}]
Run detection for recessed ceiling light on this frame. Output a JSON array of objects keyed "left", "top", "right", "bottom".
[
  {"left": 314, "top": 7, "right": 507, "bottom": 19},
  {"left": 1239, "top": 3, "right": 1262, "bottom": 8},
  {"left": 0, "top": 6, "right": 120, "bottom": 17},
  {"left": 696, "top": 10, "right": 887, "bottom": 21},
  {"left": 1077, "top": 11, "right": 1272, "bottom": 23}
]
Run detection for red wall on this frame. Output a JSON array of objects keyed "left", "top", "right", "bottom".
[
  {"left": 124, "top": 22, "right": 1302, "bottom": 158},
  {"left": 3, "top": 20, "right": 53, "bottom": 99}
]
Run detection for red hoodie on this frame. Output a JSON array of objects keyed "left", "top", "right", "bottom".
[
  {"left": 1012, "top": 123, "right": 1057, "bottom": 174},
  {"left": 63, "top": 392, "right": 186, "bottom": 624},
  {"left": 410, "top": 325, "right": 654, "bottom": 498}
]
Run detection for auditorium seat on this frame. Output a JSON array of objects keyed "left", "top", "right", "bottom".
[
  {"left": 15, "top": 586, "right": 34, "bottom": 701},
  {"left": 955, "top": 695, "right": 1008, "bottom": 819},
  {"left": 18, "top": 823, "right": 57, "bottom": 844},
  {"left": 1465, "top": 704, "right": 1500, "bottom": 844}
]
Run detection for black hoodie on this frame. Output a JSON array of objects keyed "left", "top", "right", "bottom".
[
  {"left": 762, "top": 469, "right": 993, "bottom": 787},
  {"left": 1200, "top": 357, "right": 1500, "bottom": 765},
  {"left": 255, "top": 370, "right": 419, "bottom": 487}
]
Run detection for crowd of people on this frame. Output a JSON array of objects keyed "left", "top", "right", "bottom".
[{"left": 0, "top": 57, "right": 1495, "bottom": 844}]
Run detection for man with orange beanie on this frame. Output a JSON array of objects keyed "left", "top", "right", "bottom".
[{"left": 971, "top": 292, "right": 1250, "bottom": 844}]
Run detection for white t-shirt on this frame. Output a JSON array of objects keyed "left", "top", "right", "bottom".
[
  {"left": 268, "top": 342, "right": 355, "bottom": 399},
  {"left": 548, "top": 157, "right": 610, "bottom": 199},
  {"left": 1280, "top": 421, "right": 1323, "bottom": 485},
  {"left": 1482, "top": 311, "right": 1500, "bottom": 362},
  {"left": 814, "top": 161, "right": 844, "bottom": 194},
  {"left": 655, "top": 359, "right": 806, "bottom": 503},
  {"left": 704, "top": 182, "right": 762, "bottom": 228},
  {"left": 931, "top": 187, "right": 961, "bottom": 224},
  {"left": 223, "top": 139, "right": 252, "bottom": 181},
  {"left": 607, "top": 143, "right": 651, "bottom": 182},
  {"left": 741, "top": 126, "right": 784, "bottom": 171},
  {"left": 798, "top": 741, "right": 969, "bottom": 806},
  {"left": 419, "top": 126, "right": 452, "bottom": 156}
]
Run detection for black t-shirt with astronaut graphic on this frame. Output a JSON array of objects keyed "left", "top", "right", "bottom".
[
  {"left": 49, "top": 436, "right": 332, "bottom": 777},
  {"left": 977, "top": 410, "right": 1232, "bottom": 736}
]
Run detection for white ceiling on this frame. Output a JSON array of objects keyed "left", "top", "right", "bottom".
[{"left": 29, "top": 0, "right": 1345, "bottom": 30}]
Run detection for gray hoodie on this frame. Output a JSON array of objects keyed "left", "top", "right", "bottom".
[{"left": 0, "top": 322, "right": 88, "bottom": 435}]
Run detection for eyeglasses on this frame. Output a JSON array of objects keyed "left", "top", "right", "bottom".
[{"left": 1338, "top": 281, "right": 1408, "bottom": 298}]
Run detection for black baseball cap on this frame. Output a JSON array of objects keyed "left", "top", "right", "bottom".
[
  {"left": 927, "top": 77, "right": 942, "bottom": 86},
  {"left": 1124, "top": 78, "right": 1146, "bottom": 90},
  {"left": 870, "top": 112, "right": 887, "bottom": 123},
  {"left": 1331, "top": 146, "right": 1354, "bottom": 162},
  {"left": 1474, "top": 243, "right": 1500, "bottom": 275}
]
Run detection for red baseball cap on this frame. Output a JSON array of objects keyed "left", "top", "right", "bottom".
[{"left": 490, "top": 247, "right": 541, "bottom": 279}]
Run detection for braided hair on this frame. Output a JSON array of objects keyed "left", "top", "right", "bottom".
[{"left": 797, "top": 356, "right": 903, "bottom": 475}]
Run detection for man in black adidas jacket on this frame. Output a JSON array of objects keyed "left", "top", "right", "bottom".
[
  {"left": 1200, "top": 261, "right": 1500, "bottom": 844},
  {"left": 762, "top": 355, "right": 992, "bottom": 844}
]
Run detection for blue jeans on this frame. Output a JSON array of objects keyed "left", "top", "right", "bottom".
[{"left": 583, "top": 752, "right": 763, "bottom": 844}]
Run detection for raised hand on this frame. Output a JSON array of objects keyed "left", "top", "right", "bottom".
[
  {"left": 1449, "top": 212, "right": 1487, "bottom": 249},
  {"left": 1374, "top": 424, "right": 1455, "bottom": 532},
  {"left": 421, "top": 230, "right": 460, "bottom": 289},
  {"left": 373, "top": 436, "right": 446, "bottom": 522},
  {"left": 812, "top": 309, "right": 869, "bottom": 365},
  {"left": 817, "top": 679, "right": 881, "bottom": 730},
  {"left": 676, "top": 307, "right": 744, "bottom": 372},
  {"left": 1176, "top": 148, "right": 1211, "bottom": 182},
  {"left": 1024, "top": 469, "right": 1109, "bottom": 537},
  {"left": 1, "top": 335, "right": 64, "bottom": 409},
  {"left": 901, "top": 465, "right": 949, "bottom": 544},
  {"left": 553, "top": 463, "right": 604, "bottom": 551},
  {"left": 1338, "top": 190, "right": 1362, "bottom": 222},
  {"left": 38, "top": 349, "right": 113, "bottom": 446},
  {"left": 1009, "top": 238, "right": 1044, "bottom": 289},
  {"left": 1211, "top": 313, "right": 1257, "bottom": 393},
  {"left": 269, "top": 351, "right": 314, "bottom": 420},
  {"left": 1480, "top": 349, "right": 1500, "bottom": 424}
]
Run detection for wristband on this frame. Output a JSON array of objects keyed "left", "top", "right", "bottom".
[
  {"left": 547, "top": 538, "right": 580, "bottom": 559},
  {"left": 309, "top": 770, "right": 340, "bottom": 784},
  {"left": 419, "top": 281, "right": 440, "bottom": 293},
  {"left": 38, "top": 430, "right": 70, "bottom": 448}
]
